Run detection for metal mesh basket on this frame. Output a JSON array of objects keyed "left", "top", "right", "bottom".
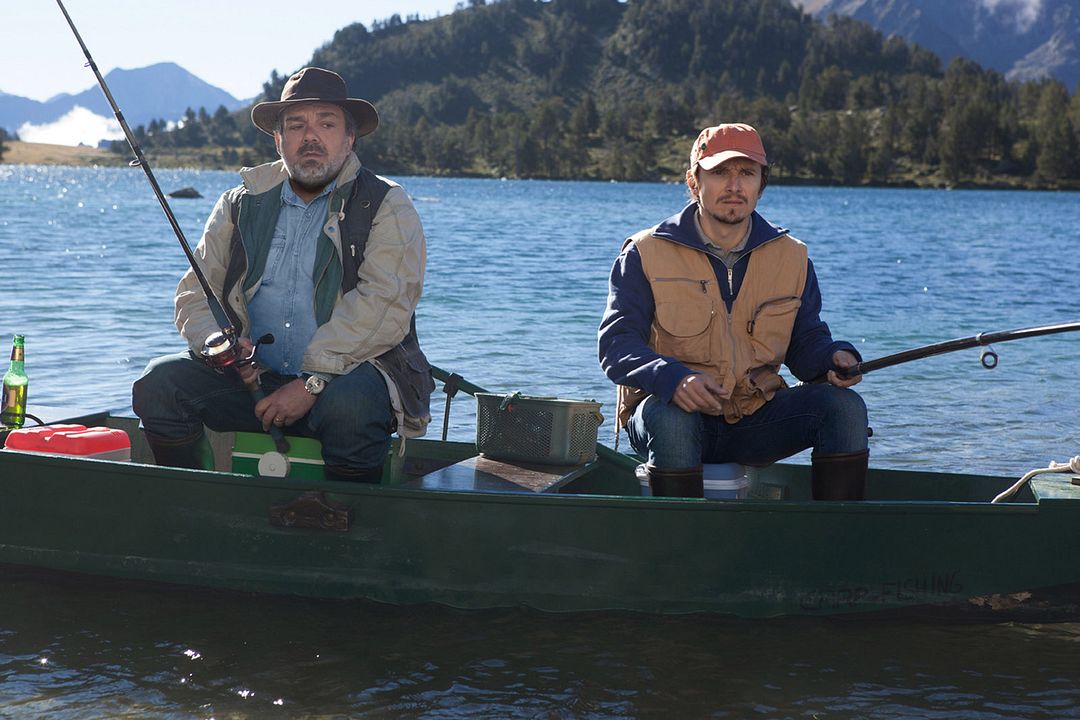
[{"left": 475, "top": 392, "right": 604, "bottom": 465}]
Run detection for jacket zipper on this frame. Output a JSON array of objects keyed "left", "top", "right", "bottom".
[
  {"left": 651, "top": 277, "right": 714, "bottom": 297},
  {"left": 652, "top": 277, "right": 710, "bottom": 287}
]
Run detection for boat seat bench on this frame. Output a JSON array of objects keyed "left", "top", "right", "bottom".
[
  {"left": 398, "top": 455, "right": 596, "bottom": 494},
  {"left": 224, "top": 432, "right": 596, "bottom": 493},
  {"left": 1030, "top": 474, "right": 1080, "bottom": 501}
]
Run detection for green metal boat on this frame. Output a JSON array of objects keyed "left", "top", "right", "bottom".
[{"left": 1, "top": 369, "right": 1078, "bottom": 619}]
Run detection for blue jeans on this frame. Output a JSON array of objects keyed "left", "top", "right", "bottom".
[
  {"left": 626, "top": 383, "right": 868, "bottom": 469},
  {"left": 132, "top": 352, "right": 393, "bottom": 470}
]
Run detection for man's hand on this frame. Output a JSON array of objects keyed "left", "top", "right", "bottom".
[
  {"left": 826, "top": 350, "right": 862, "bottom": 388},
  {"left": 255, "top": 379, "right": 317, "bottom": 431},
  {"left": 672, "top": 373, "right": 729, "bottom": 415}
]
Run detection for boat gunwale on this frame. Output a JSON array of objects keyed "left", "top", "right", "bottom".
[{"left": 1, "top": 446, "right": 1050, "bottom": 515}]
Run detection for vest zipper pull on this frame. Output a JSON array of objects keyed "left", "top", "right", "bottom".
[{"left": 700, "top": 280, "right": 708, "bottom": 294}]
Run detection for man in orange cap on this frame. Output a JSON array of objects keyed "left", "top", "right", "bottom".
[{"left": 598, "top": 123, "right": 868, "bottom": 500}]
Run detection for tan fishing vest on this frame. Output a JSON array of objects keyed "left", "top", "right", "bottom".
[{"left": 616, "top": 228, "right": 808, "bottom": 428}]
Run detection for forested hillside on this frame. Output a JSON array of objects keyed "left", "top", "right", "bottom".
[{"left": 128, "top": 0, "right": 1080, "bottom": 188}]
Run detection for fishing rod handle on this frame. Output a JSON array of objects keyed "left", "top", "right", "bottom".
[{"left": 243, "top": 378, "right": 291, "bottom": 454}]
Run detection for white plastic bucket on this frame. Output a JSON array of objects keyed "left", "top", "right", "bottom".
[
  {"left": 703, "top": 463, "right": 749, "bottom": 499},
  {"left": 637, "top": 463, "right": 749, "bottom": 499}
]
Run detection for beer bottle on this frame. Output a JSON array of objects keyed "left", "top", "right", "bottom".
[{"left": 2, "top": 335, "right": 28, "bottom": 429}]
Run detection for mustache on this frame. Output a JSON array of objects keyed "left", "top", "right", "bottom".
[{"left": 299, "top": 142, "right": 327, "bottom": 156}]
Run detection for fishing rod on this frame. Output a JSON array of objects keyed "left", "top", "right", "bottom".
[
  {"left": 55, "top": 0, "right": 223, "bottom": 326},
  {"left": 835, "top": 320, "right": 1080, "bottom": 380},
  {"left": 55, "top": 0, "right": 288, "bottom": 453}
]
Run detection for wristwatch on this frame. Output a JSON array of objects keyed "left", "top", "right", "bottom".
[{"left": 303, "top": 373, "right": 328, "bottom": 395}]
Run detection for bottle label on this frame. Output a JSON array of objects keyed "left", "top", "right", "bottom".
[{"left": 1, "top": 383, "right": 27, "bottom": 428}]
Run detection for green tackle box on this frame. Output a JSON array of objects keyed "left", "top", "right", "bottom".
[{"left": 231, "top": 432, "right": 325, "bottom": 481}]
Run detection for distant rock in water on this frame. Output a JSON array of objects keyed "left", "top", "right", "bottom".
[{"left": 168, "top": 187, "right": 202, "bottom": 199}]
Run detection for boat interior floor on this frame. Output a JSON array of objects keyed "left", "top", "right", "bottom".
[
  {"left": 8, "top": 409, "right": 1077, "bottom": 505},
  {"left": 396, "top": 455, "right": 594, "bottom": 493}
]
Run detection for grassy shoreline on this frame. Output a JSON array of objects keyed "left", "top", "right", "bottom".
[
  {"left": 3, "top": 140, "right": 1077, "bottom": 191},
  {"left": 2, "top": 140, "right": 128, "bottom": 167},
  {"left": 0, "top": 141, "right": 252, "bottom": 171}
]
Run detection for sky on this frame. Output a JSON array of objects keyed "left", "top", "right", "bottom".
[{"left": 3, "top": 0, "right": 465, "bottom": 103}]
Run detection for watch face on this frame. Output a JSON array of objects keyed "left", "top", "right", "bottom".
[{"left": 305, "top": 375, "right": 325, "bottom": 395}]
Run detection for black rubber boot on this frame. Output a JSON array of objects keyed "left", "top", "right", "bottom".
[
  {"left": 143, "top": 431, "right": 214, "bottom": 470},
  {"left": 811, "top": 449, "right": 869, "bottom": 501},
  {"left": 325, "top": 463, "right": 384, "bottom": 484},
  {"left": 646, "top": 464, "right": 704, "bottom": 498}
]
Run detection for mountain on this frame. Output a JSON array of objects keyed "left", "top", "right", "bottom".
[
  {"left": 285, "top": 0, "right": 1077, "bottom": 186},
  {"left": 40, "top": 0, "right": 1077, "bottom": 187},
  {"left": 795, "top": 0, "right": 1080, "bottom": 90},
  {"left": 0, "top": 62, "right": 246, "bottom": 138}
]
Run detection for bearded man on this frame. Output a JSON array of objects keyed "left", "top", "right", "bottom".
[
  {"left": 133, "top": 67, "right": 433, "bottom": 482},
  {"left": 598, "top": 123, "right": 869, "bottom": 500}
]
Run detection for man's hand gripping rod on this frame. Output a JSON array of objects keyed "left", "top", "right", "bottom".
[{"left": 55, "top": 0, "right": 289, "bottom": 453}]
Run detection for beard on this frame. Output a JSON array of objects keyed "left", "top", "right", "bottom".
[
  {"left": 284, "top": 141, "right": 350, "bottom": 192},
  {"left": 702, "top": 195, "right": 751, "bottom": 225}
]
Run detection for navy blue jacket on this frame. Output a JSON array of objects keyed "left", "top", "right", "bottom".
[{"left": 598, "top": 203, "right": 858, "bottom": 405}]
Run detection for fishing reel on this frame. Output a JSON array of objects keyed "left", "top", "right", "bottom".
[
  {"left": 200, "top": 329, "right": 275, "bottom": 371},
  {"left": 201, "top": 329, "right": 290, "bottom": 457}
]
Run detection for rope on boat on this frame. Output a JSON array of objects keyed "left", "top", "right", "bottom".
[{"left": 991, "top": 455, "right": 1080, "bottom": 503}]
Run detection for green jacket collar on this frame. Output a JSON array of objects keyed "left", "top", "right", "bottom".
[{"left": 234, "top": 154, "right": 363, "bottom": 325}]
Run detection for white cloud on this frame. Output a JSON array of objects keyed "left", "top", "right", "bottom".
[
  {"left": 17, "top": 106, "right": 124, "bottom": 147},
  {"left": 978, "top": 0, "right": 1043, "bottom": 33}
]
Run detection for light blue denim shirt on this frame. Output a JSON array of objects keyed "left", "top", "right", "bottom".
[{"left": 247, "top": 178, "right": 336, "bottom": 375}]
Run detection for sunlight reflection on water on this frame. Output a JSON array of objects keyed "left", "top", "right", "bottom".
[
  {"left": 2, "top": 166, "right": 1080, "bottom": 718},
  {"left": 2, "top": 166, "right": 1076, "bottom": 476}
]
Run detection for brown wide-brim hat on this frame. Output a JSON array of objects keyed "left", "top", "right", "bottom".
[{"left": 251, "top": 67, "right": 379, "bottom": 137}]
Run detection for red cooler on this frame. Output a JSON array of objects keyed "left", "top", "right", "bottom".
[{"left": 4, "top": 424, "right": 131, "bottom": 461}]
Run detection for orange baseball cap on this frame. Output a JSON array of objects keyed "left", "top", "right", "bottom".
[{"left": 690, "top": 123, "right": 767, "bottom": 171}]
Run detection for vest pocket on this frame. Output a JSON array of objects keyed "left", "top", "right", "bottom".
[
  {"left": 654, "top": 300, "right": 714, "bottom": 363},
  {"left": 745, "top": 295, "right": 800, "bottom": 362}
]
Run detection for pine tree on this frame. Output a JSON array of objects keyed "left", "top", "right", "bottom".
[{"left": 1034, "top": 81, "right": 1078, "bottom": 182}]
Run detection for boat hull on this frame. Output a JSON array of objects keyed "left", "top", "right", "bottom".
[{"left": 2, "top": 438, "right": 1079, "bottom": 619}]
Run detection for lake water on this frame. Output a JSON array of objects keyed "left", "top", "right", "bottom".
[{"left": 1, "top": 164, "right": 1079, "bottom": 718}]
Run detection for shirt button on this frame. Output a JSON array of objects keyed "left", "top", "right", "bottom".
[{"left": 284, "top": 322, "right": 291, "bottom": 328}]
